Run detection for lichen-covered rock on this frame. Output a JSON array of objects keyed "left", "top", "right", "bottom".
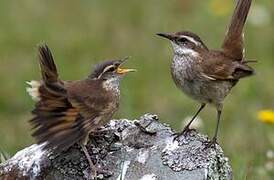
[{"left": 0, "top": 114, "right": 232, "bottom": 180}]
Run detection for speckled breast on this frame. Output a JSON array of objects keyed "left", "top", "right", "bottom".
[{"left": 171, "top": 55, "right": 233, "bottom": 105}]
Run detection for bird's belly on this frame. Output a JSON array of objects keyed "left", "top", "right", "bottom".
[
  {"left": 172, "top": 70, "right": 233, "bottom": 105},
  {"left": 185, "top": 80, "right": 232, "bottom": 105}
]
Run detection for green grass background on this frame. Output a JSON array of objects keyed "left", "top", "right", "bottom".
[{"left": 0, "top": 0, "right": 273, "bottom": 179}]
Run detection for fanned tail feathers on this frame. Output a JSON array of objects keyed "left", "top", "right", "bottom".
[
  {"left": 28, "top": 44, "right": 86, "bottom": 152},
  {"left": 38, "top": 44, "right": 58, "bottom": 82},
  {"left": 26, "top": 80, "right": 41, "bottom": 102}
]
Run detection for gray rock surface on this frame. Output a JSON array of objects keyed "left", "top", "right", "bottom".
[{"left": 0, "top": 114, "right": 232, "bottom": 180}]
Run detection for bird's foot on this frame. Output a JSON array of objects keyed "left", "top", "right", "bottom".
[
  {"left": 203, "top": 137, "right": 218, "bottom": 149},
  {"left": 173, "top": 127, "right": 194, "bottom": 142}
]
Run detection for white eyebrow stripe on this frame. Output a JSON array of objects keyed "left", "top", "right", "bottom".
[
  {"left": 180, "top": 35, "right": 200, "bottom": 46},
  {"left": 98, "top": 65, "right": 116, "bottom": 79},
  {"left": 103, "top": 65, "right": 115, "bottom": 73}
]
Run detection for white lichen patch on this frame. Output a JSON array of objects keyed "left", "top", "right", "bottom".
[
  {"left": 204, "top": 168, "right": 208, "bottom": 180},
  {"left": 125, "top": 146, "right": 134, "bottom": 152},
  {"left": 108, "top": 120, "right": 117, "bottom": 128},
  {"left": 136, "top": 149, "right": 149, "bottom": 164},
  {"left": 163, "top": 137, "right": 179, "bottom": 152},
  {"left": 139, "top": 173, "right": 157, "bottom": 180},
  {"left": 150, "top": 145, "right": 158, "bottom": 151},
  {"left": 107, "top": 119, "right": 134, "bottom": 133},
  {"left": 116, "top": 160, "right": 131, "bottom": 180},
  {"left": 4, "top": 144, "right": 45, "bottom": 176}
]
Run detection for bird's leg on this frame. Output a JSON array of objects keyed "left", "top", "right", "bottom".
[
  {"left": 174, "top": 103, "right": 206, "bottom": 140},
  {"left": 80, "top": 139, "right": 97, "bottom": 180},
  {"left": 205, "top": 105, "right": 222, "bottom": 148}
]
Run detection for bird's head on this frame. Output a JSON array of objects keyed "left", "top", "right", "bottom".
[
  {"left": 157, "top": 31, "right": 208, "bottom": 56},
  {"left": 89, "top": 57, "right": 136, "bottom": 82}
]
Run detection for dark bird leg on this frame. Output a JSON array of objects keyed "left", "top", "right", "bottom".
[
  {"left": 80, "top": 143, "right": 97, "bottom": 180},
  {"left": 205, "top": 105, "right": 222, "bottom": 148},
  {"left": 174, "top": 103, "right": 206, "bottom": 140}
]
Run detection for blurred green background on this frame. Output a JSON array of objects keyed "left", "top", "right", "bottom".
[{"left": 0, "top": 0, "right": 273, "bottom": 179}]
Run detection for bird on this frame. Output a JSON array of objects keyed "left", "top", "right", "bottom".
[
  {"left": 26, "top": 44, "right": 136, "bottom": 178},
  {"left": 156, "top": 0, "right": 254, "bottom": 146}
]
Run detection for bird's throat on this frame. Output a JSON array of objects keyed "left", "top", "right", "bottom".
[
  {"left": 171, "top": 42, "right": 199, "bottom": 57},
  {"left": 102, "top": 77, "right": 121, "bottom": 95}
]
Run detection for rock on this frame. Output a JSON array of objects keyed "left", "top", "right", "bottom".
[{"left": 0, "top": 114, "right": 232, "bottom": 180}]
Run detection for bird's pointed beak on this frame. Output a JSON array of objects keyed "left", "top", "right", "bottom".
[
  {"left": 116, "top": 57, "right": 137, "bottom": 74},
  {"left": 116, "top": 67, "right": 137, "bottom": 74},
  {"left": 156, "top": 32, "right": 176, "bottom": 41}
]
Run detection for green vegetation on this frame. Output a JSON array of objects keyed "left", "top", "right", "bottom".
[{"left": 0, "top": 0, "right": 273, "bottom": 179}]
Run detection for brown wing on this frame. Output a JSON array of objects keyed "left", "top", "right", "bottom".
[
  {"left": 30, "top": 80, "right": 111, "bottom": 152},
  {"left": 222, "top": 0, "right": 252, "bottom": 60},
  {"left": 66, "top": 79, "right": 112, "bottom": 129},
  {"left": 200, "top": 51, "right": 254, "bottom": 81}
]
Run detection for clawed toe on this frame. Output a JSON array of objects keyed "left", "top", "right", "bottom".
[
  {"left": 203, "top": 137, "right": 218, "bottom": 149},
  {"left": 173, "top": 127, "right": 193, "bottom": 141}
]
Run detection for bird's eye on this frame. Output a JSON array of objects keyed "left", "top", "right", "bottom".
[
  {"left": 177, "top": 37, "right": 188, "bottom": 43},
  {"left": 106, "top": 66, "right": 116, "bottom": 72}
]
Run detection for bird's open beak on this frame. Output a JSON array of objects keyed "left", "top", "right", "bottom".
[
  {"left": 156, "top": 32, "right": 175, "bottom": 41},
  {"left": 116, "top": 67, "right": 137, "bottom": 74},
  {"left": 116, "top": 57, "right": 137, "bottom": 74}
]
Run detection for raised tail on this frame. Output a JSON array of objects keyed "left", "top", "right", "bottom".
[
  {"left": 38, "top": 44, "right": 59, "bottom": 83},
  {"left": 26, "top": 44, "right": 59, "bottom": 102},
  {"left": 222, "top": 0, "right": 252, "bottom": 60},
  {"left": 28, "top": 44, "right": 87, "bottom": 152}
]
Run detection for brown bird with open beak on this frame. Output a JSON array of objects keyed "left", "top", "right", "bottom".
[
  {"left": 27, "top": 44, "right": 136, "bottom": 178},
  {"left": 157, "top": 0, "right": 255, "bottom": 146}
]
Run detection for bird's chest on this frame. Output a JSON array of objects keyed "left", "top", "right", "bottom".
[
  {"left": 171, "top": 55, "right": 197, "bottom": 91},
  {"left": 102, "top": 79, "right": 120, "bottom": 113},
  {"left": 171, "top": 55, "right": 233, "bottom": 104},
  {"left": 102, "top": 78, "right": 121, "bottom": 98}
]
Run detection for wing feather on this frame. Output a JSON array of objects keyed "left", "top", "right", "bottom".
[{"left": 200, "top": 51, "right": 254, "bottom": 81}]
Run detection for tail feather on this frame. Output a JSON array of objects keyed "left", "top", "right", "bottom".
[
  {"left": 38, "top": 44, "right": 58, "bottom": 83},
  {"left": 233, "top": 62, "right": 254, "bottom": 79},
  {"left": 222, "top": 0, "right": 252, "bottom": 60},
  {"left": 34, "top": 118, "right": 86, "bottom": 152},
  {"left": 26, "top": 80, "right": 41, "bottom": 102},
  {"left": 30, "top": 94, "right": 86, "bottom": 152},
  {"left": 29, "top": 44, "right": 88, "bottom": 153}
]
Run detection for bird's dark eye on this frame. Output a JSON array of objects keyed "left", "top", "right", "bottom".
[
  {"left": 106, "top": 66, "right": 116, "bottom": 72},
  {"left": 177, "top": 37, "right": 188, "bottom": 43}
]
